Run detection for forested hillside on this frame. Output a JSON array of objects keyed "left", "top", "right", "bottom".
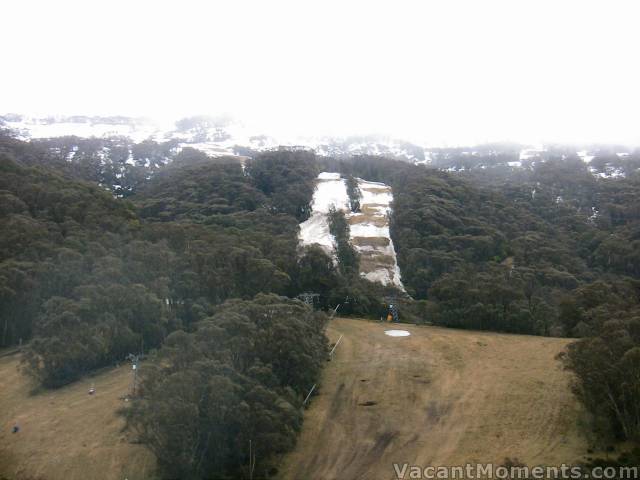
[
  {"left": 3, "top": 127, "right": 640, "bottom": 473},
  {"left": 0, "top": 132, "right": 388, "bottom": 478},
  {"left": 320, "top": 155, "right": 640, "bottom": 335}
]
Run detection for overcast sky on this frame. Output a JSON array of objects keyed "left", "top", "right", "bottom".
[{"left": 3, "top": 0, "right": 639, "bottom": 145}]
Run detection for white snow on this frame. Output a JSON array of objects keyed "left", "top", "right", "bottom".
[
  {"left": 384, "top": 329, "right": 410, "bottom": 337},
  {"left": 125, "top": 151, "right": 136, "bottom": 166},
  {"left": 310, "top": 175, "right": 350, "bottom": 214},
  {"left": 519, "top": 145, "right": 546, "bottom": 161},
  {"left": 589, "top": 166, "right": 627, "bottom": 179},
  {"left": 577, "top": 150, "right": 595, "bottom": 163},
  {"left": 298, "top": 213, "right": 337, "bottom": 254},
  {"left": 359, "top": 186, "right": 393, "bottom": 211},
  {"left": 2, "top": 116, "right": 167, "bottom": 143},
  {"left": 350, "top": 223, "right": 389, "bottom": 238},
  {"left": 318, "top": 172, "right": 341, "bottom": 180}
]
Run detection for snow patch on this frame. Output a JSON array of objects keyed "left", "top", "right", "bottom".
[
  {"left": 589, "top": 166, "right": 626, "bottom": 179},
  {"left": 298, "top": 172, "right": 349, "bottom": 258},
  {"left": 385, "top": 329, "right": 410, "bottom": 337},
  {"left": 318, "top": 172, "right": 341, "bottom": 180},
  {"left": 577, "top": 150, "right": 595, "bottom": 163},
  {"left": 311, "top": 175, "right": 350, "bottom": 214}
]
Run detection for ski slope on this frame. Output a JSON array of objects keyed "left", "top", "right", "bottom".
[
  {"left": 279, "top": 319, "right": 587, "bottom": 480},
  {"left": 298, "top": 172, "right": 404, "bottom": 289}
]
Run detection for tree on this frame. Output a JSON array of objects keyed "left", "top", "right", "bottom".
[
  {"left": 127, "top": 295, "right": 327, "bottom": 479},
  {"left": 564, "top": 316, "right": 640, "bottom": 441}
]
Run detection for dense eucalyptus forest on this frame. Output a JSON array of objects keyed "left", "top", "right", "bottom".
[{"left": 1, "top": 127, "right": 640, "bottom": 475}]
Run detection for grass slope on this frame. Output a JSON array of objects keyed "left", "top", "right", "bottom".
[
  {"left": 279, "top": 318, "right": 588, "bottom": 480},
  {"left": 0, "top": 352, "right": 154, "bottom": 480},
  {"left": 0, "top": 318, "right": 591, "bottom": 480}
]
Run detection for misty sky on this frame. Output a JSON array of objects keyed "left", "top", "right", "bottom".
[{"left": 3, "top": 0, "right": 639, "bottom": 145}]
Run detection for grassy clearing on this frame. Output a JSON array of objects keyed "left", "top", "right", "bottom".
[
  {"left": 279, "top": 318, "right": 591, "bottom": 480},
  {"left": 0, "top": 352, "right": 155, "bottom": 480},
  {"left": 0, "top": 318, "right": 596, "bottom": 480}
]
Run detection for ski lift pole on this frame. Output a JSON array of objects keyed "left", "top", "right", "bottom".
[
  {"left": 132, "top": 360, "right": 138, "bottom": 396},
  {"left": 303, "top": 384, "right": 316, "bottom": 406},
  {"left": 329, "top": 334, "right": 343, "bottom": 358},
  {"left": 128, "top": 353, "right": 140, "bottom": 397}
]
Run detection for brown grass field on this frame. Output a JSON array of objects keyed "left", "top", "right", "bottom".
[
  {"left": 279, "top": 318, "right": 589, "bottom": 480},
  {"left": 0, "top": 318, "right": 591, "bottom": 480},
  {"left": 0, "top": 352, "right": 154, "bottom": 480}
]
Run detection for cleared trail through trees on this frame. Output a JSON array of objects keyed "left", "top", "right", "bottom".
[
  {"left": 298, "top": 172, "right": 405, "bottom": 289},
  {"left": 279, "top": 318, "right": 588, "bottom": 480}
]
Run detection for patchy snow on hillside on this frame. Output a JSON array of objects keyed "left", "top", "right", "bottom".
[
  {"left": 349, "top": 179, "right": 404, "bottom": 289},
  {"left": 519, "top": 145, "right": 545, "bottom": 161},
  {"left": 589, "top": 166, "right": 626, "bottom": 179},
  {"left": 2, "top": 114, "right": 434, "bottom": 162},
  {"left": 2, "top": 116, "right": 168, "bottom": 143},
  {"left": 298, "top": 172, "right": 405, "bottom": 290},
  {"left": 298, "top": 173, "right": 349, "bottom": 255},
  {"left": 577, "top": 150, "right": 595, "bottom": 163}
]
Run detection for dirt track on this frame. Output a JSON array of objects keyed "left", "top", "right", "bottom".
[{"left": 279, "top": 318, "right": 588, "bottom": 480}]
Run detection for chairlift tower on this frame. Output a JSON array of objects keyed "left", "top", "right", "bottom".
[
  {"left": 297, "top": 292, "right": 320, "bottom": 307},
  {"left": 127, "top": 353, "right": 140, "bottom": 397},
  {"left": 384, "top": 295, "right": 400, "bottom": 322}
]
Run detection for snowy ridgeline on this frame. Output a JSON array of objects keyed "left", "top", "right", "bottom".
[
  {"left": 1, "top": 116, "right": 424, "bottom": 161},
  {"left": 4, "top": 116, "right": 635, "bottom": 179},
  {"left": 298, "top": 172, "right": 405, "bottom": 290}
]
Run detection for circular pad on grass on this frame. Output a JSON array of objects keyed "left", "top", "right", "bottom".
[{"left": 384, "top": 329, "right": 410, "bottom": 337}]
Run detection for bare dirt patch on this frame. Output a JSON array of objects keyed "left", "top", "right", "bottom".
[
  {"left": 360, "top": 204, "right": 389, "bottom": 216},
  {"left": 348, "top": 215, "right": 388, "bottom": 227},
  {"left": 359, "top": 254, "right": 396, "bottom": 272},
  {"left": 352, "top": 236, "right": 390, "bottom": 248}
]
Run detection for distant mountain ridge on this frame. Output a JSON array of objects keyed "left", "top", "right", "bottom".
[{"left": 2, "top": 113, "right": 639, "bottom": 178}]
